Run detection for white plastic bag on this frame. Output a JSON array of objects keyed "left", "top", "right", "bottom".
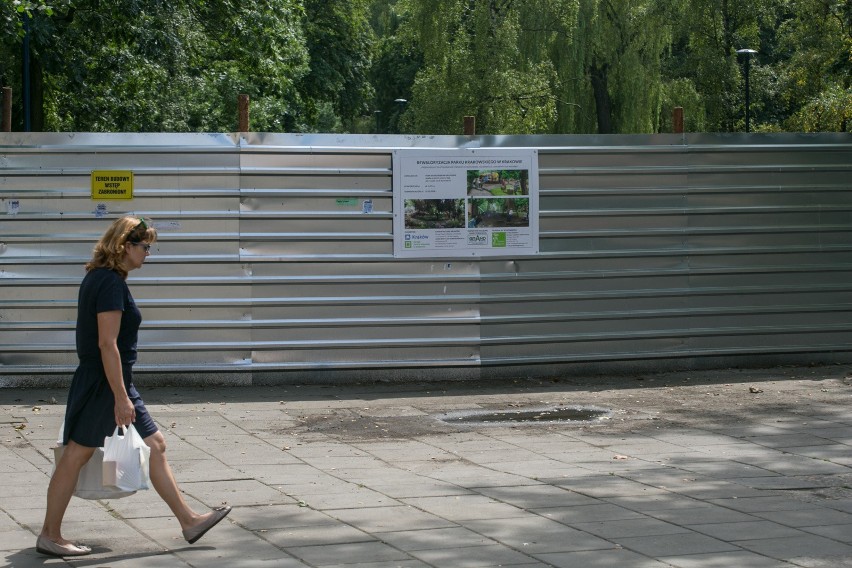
[
  {"left": 102, "top": 424, "right": 151, "bottom": 492},
  {"left": 54, "top": 424, "right": 136, "bottom": 500}
]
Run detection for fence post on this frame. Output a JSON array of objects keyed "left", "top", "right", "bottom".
[
  {"left": 463, "top": 116, "right": 476, "bottom": 136},
  {"left": 2, "top": 87, "right": 11, "bottom": 132},
  {"left": 238, "top": 94, "right": 250, "bottom": 132},
  {"left": 673, "top": 107, "right": 684, "bottom": 134}
]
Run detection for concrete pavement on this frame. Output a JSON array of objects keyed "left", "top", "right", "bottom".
[{"left": 1, "top": 366, "right": 851, "bottom": 567}]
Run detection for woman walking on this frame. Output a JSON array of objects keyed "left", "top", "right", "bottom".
[{"left": 37, "top": 216, "right": 230, "bottom": 557}]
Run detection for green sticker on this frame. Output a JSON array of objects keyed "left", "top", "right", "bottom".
[
  {"left": 336, "top": 198, "right": 358, "bottom": 206},
  {"left": 491, "top": 232, "right": 507, "bottom": 247}
]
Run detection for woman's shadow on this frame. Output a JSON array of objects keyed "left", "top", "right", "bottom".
[{"left": 6, "top": 544, "right": 215, "bottom": 567}]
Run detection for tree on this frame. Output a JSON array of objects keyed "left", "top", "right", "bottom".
[
  {"left": 300, "top": 0, "right": 375, "bottom": 131},
  {"left": 1, "top": 0, "right": 72, "bottom": 130},
  {"left": 779, "top": 0, "right": 851, "bottom": 131},
  {"left": 516, "top": 0, "right": 585, "bottom": 133},
  {"left": 4, "top": 0, "right": 849, "bottom": 134},
  {"left": 368, "top": 0, "right": 421, "bottom": 133},
  {"left": 188, "top": 0, "right": 310, "bottom": 131},
  {"left": 665, "top": 0, "right": 779, "bottom": 132},
  {"left": 394, "top": 0, "right": 675, "bottom": 134},
  {"left": 2, "top": 0, "right": 310, "bottom": 132},
  {"left": 575, "top": 0, "right": 675, "bottom": 133},
  {"left": 400, "top": 0, "right": 556, "bottom": 134}
]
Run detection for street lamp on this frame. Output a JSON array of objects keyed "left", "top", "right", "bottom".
[
  {"left": 393, "top": 98, "right": 407, "bottom": 133},
  {"left": 736, "top": 48, "right": 757, "bottom": 133},
  {"left": 373, "top": 110, "right": 382, "bottom": 134}
]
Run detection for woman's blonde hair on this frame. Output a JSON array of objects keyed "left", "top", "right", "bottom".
[{"left": 85, "top": 216, "right": 158, "bottom": 278}]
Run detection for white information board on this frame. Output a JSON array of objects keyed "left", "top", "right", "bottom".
[{"left": 392, "top": 149, "right": 539, "bottom": 258}]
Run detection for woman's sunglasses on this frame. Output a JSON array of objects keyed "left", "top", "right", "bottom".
[{"left": 128, "top": 242, "right": 151, "bottom": 252}]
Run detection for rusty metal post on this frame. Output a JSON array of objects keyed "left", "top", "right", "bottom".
[
  {"left": 2, "top": 87, "right": 11, "bottom": 132},
  {"left": 673, "top": 107, "right": 684, "bottom": 134},
  {"left": 463, "top": 116, "right": 475, "bottom": 136},
  {"left": 238, "top": 94, "right": 250, "bottom": 132}
]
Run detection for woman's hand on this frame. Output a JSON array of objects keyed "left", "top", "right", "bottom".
[{"left": 114, "top": 396, "right": 136, "bottom": 428}]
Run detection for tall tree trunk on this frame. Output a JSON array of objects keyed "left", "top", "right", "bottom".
[
  {"left": 589, "top": 63, "right": 613, "bottom": 134},
  {"left": 31, "top": 55, "right": 43, "bottom": 132},
  {"left": 721, "top": 0, "right": 735, "bottom": 55}
]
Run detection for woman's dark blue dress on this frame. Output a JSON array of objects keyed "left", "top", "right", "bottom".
[{"left": 63, "top": 268, "right": 158, "bottom": 447}]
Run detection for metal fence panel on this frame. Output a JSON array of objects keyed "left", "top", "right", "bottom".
[{"left": 1, "top": 132, "right": 851, "bottom": 385}]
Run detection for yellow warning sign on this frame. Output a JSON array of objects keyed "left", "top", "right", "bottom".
[{"left": 91, "top": 171, "right": 134, "bottom": 200}]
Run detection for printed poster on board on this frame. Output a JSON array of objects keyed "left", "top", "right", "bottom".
[{"left": 392, "top": 149, "right": 539, "bottom": 258}]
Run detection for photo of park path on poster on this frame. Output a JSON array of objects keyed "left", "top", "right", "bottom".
[{"left": 393, "top": 149, "right": 539, "bottom": 257}]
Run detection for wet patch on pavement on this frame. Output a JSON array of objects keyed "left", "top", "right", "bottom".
[{"left": 436, "top": 405, "right": 612, "bottom": 426}]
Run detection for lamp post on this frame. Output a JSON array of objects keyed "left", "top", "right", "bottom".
[
  {"left": 736, "top": 48, "right": 757, "bottom": 133},
  {"left": 393, "top": 98, "right": 407, "bottom": 133},
  {"left": 373, "top": 110, "right": 382, "bottom": 134}
]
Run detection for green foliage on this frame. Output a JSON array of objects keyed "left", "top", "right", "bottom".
[
  {"left": 0, "top": 0, "right": 64, "bottom": 40},
  {"left": 4, "top": 0, "right": 311, "bottom": 131},
  {"left": 300, "top": 0, "right": 374, "bottom": 130},
  {"left": 582, "top": 0, "right": 674, "bottom": 133},
  {"left": 401, "top": 0, "right": 557, "bottom": 134},
  {"left": 787, "top": 84, "right": 852, "bottom": 132},
  {"left": 775, "top": 0, "right": 851, "bottom": 131},
  {"left": 659, "top": 78, "right": 706, "bottom": 132},
  {"left": 663, "top": 0, "right": 777, "bottom": 131},
  {"left": 1, "top": 0, "right": 848, "bottom": 133},
  {"left": 397, "top": 0, "right": 688, "bottom": 134}
]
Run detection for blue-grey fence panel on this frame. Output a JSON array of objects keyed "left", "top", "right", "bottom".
[
  {"left": 477, "top": 133, "right": 852, "bottom": 368},
  {"left": 1, "top": 132, "right": 851, "bottom": 385},
  {"left": 238, "top": 135, "right": 480, "bottom": 374},
  {"left": 0, "top": 133, "right": 245, "bottom": 380}
]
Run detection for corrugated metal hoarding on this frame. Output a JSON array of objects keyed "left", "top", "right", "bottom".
[{"left": 1, "top": 132, "right": 850, "bottom": 386}]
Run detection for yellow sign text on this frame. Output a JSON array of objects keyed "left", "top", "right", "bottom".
[{"left": 91, "top": 170, "right": 134, "bottom": 200}]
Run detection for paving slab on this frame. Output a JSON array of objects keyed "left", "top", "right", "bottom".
[
  {"left": 799, "top": 523, "right": 852, "bottom": 544},
  {"left": 753, "top": 508, "right": 852, "bottom": 528},
  {"left": 377, "top": 527, "right": 496, "bottom": 551},
  {"left": 400, "top": 495, "right": 529, "bottom": 521},
  {"left": 658, "top": 550, "right": 796, "bottom": 567},
  {"left": 534, "top": 503, "right": 647, "bottom": 523},
  {"left": 614, "top": 531, "right": 741, "bottom": 557},
  {"left": 1, "top": 365, "right": 850, "bottom": 567},
  {"left": 474, "top": 484, "right": 600, "bottom": 509},
  {"left": 286, "top": 541, "right": 414, "bottom": 566},
  {"left": 644, "top": 504, "right": 762, "bottom": 525},
  {"left": 569, "top": 517, "right": 691, "bottom": 539},
  {"left": 322, "top": 561, "right": 430, "bottom": 568},
  {"left": 263, "top": 524, "right": 375, "bottom": 548},
  {"left": 324, "top": 505, "right": 455, "bottom": 533},
  {"left": 407, "top": 544, "right": 545, "bottom": 568},
  {"left": 365, "top": 481, "right": 473, "bottom": 499},
  {"left": 735, "top": 534, "right": 852, "bottom": 561},
  {"left": 536, "top": 548, "right": 672, "bottom": 567},
  {"left": 462, "top": 516, "right": 615, "bottom": 553},
  {"left": 686, "top": 520, "right": 809, "bottom": 541}
]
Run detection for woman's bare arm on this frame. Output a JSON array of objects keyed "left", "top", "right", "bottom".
[{"left": 97, "top": 310, "right": 136, "bottom": 427}]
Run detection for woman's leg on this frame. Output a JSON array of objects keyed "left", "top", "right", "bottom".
[
  {"left": 144, "top": 431, "right": 216, "bottom": 531},
  {"left": 40, "top": 441, "right": 96, "bottom": 544}
]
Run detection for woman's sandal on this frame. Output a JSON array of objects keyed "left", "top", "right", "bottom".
[
  {"left": 182, "top": 506, "right": 232, "bottom": 544},
  {"left": 36, "top": 535, "right": 92, "bottom": 557}
]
